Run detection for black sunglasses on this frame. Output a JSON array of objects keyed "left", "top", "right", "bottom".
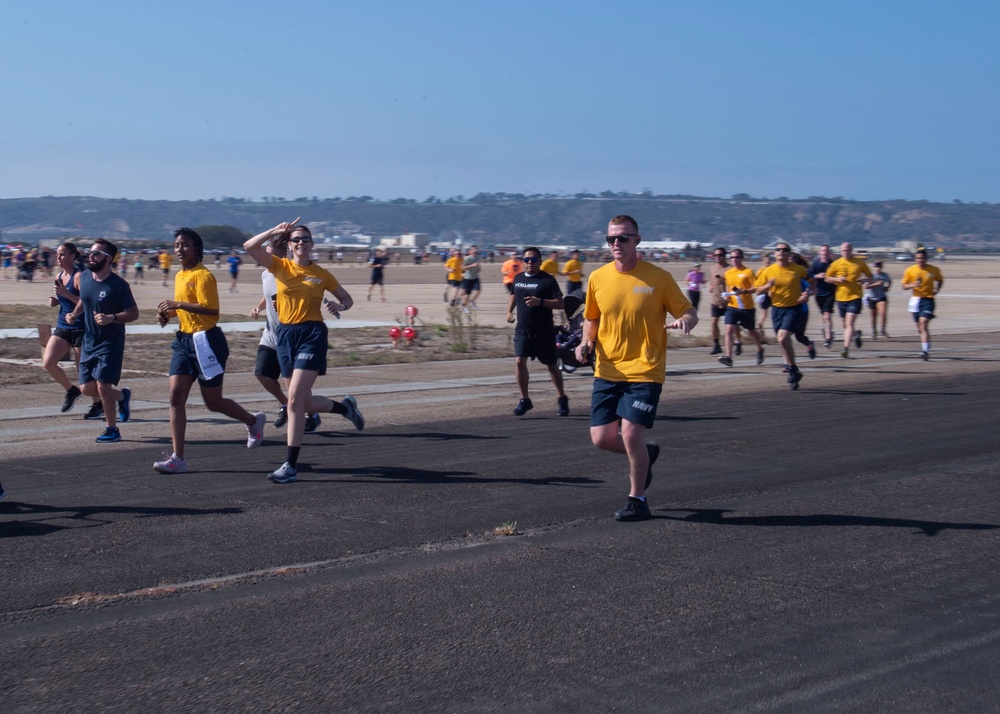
[
  {"left": 606, "top": 234, "right": 638, "bottom": 245},
  {"left": 522, "top": 256, "right": 540, "bottom": 262},
  {"left": 289, "top": 237, "right": 313, "bottom": 244},
  {"left": 774, "top": 247, "right": 790, "bottom": 252}
]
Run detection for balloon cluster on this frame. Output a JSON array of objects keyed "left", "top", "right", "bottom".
[{"left": 389, "top": 305, "right": 420, "bottom": 347}]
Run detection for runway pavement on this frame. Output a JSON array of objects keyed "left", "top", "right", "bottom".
[{"left": 2, "top": 331, "right": 999, "bottom": 712}]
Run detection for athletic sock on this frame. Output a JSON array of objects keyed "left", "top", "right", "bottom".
[
  {"left": 286, "top": 446, "right": 301, "bottom": 468},
  {"left": 329, "top": 401, "right": 347, "bottom": 415},
  {"left": 922, "top": 342, "right": 930, "bottom": 352}
]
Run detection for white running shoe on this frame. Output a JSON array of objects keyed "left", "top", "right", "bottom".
[
  {"left": 246, "top": 411, "right": 266, "bottom": 448},
  {"left": 153, "top": 453, "right": 189, "bottom": 474},
  {"left": 269, "top": 462, "right": 298, "bottom": 483}
]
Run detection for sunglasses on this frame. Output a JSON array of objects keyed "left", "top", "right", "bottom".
[
  {"left": 90, "top": 250, "right": 112, "bottom": 259},
  {"left": 774, "top": 247, "right": 790, "bottom": 252},
  {"left": 522, "top": 256, "right": 540, "bottom": 262},
  {"left": 289, "top": 237, "right": 313, "bottom": 244},
  {"left": 606, "top": 234, "right": 638, "bottom": 245}
]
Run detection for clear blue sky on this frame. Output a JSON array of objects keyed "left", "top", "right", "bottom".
[{"left": 3, "top": 0, "right": 998, "bottom": 203}]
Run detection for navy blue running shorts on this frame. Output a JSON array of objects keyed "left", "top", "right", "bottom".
[
  {"left": 724, "top": 307, "right": 756, "bottom": 329},
  {"left": 837, "top": 298, "right": 863, "bottom": 317},
  {"left": 169, "top": 326, "right": 229, "bottom": 387},
  {"left": 276, "top": 321, "right": 328, "bottom": 377},
  {"left": 590, "top": 378, "right": 663, "bottom": 429},
  {"left": 771, "top": 305, "right": 806, "bottom": 334}
]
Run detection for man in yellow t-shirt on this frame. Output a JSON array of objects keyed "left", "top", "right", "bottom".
[
  {"left": 443, "top": 248, "right": 463, "bottom": 306},
  {"left": 718, "top": 248, "right": 765, "bottom": 367},
  {"left": 900, "top": 249, "right": 944, "bottom": 361},
  {"left": 158, "top": 249, "right": 173, "bottom": 287},
  {"left": 755, "top": 242, "right": 813, "bottom": 390},
  {"left": 825, "top": 242, "right": 872, "bottom": 358},
  {"left": 539, "top": 251, "right": 560, "bottom": 276},
  {"left": 575, "top": 214, "right": 697, "bottom": 523},
  {"left": 560, "top": 249, "right": 585, "bottom": 294}
]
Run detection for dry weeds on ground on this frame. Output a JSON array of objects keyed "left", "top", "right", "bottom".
[{"left": 0, "top": 305, "right": 514, "bottom": 387}]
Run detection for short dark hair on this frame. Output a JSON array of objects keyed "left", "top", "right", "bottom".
[
  {"left": 730, "top": 248, "right": 744, "bottom": 258},
  {"left": 609, "top": 214, "right": 639, "bottom": 233},
  {"left": 94, "top": 238, "right": 119, "bottom": 261},
  {"left": 522, "top": 246, "right": 541, "bottom": 259},
  {"left": 915, "top": 249, "right": 928, "bottom": 257},
  {"left": 173, "top": 227, "right": 204, "bottom": 265}
]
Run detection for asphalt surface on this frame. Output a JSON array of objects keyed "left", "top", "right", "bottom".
[{"left": 2, "top": 332, "right": 1000, "bottom": 713}]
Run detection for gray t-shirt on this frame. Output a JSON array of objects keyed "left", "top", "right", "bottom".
[{"left": 868, "top": 270, "right": 891, "bottom": 301}]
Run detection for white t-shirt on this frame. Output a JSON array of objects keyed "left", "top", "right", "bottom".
[{"left": 259, "top": 270, "right": 279, "bottom": 349}]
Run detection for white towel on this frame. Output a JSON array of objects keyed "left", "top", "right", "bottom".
[
  {"left": 907, "top": 296, "right": 921, "bottom": 313},
  {"left": 192, "top": 330, "right": 225, "bottom": 381}
]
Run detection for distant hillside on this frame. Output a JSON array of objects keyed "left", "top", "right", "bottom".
[{"left": 2, "top": 193, "right": 998, "bottom": 249}]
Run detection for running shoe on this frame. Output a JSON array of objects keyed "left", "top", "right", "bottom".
[
  {"left": 734, "top": 342, "right": 743, "bottom": 356},
  {"left": 921, "top": 351, "right": 929, "bottom": 361},
  {"left": 61, "top": 385, "right": 82, "bottom": 413},
  {"left": 96, "top": 426, "right": 121, "bottom": 443},
  {"left": 269, "top": 462, "right": 298, "bottom": 484},
  {"left": 342, "top": 396, "right": 365, "bottom": 430},
  {"left": 117, "top": 387, "right": 131, "bottom": 423},
  {"left": 366, "top": 293, "right": 372, "bottom": 301},
  {"left": 0, "top": 480, "right": 5, "bottom": 501},
  {"left": 841, "top": 348, "right": 849, "bottom": 359},
  {"left": 787, "top": 367, "right": 803, "bottom": 391},
  {"left": 614, "top": 497, "right": 651, "bottom": 522},
  {"left": 273, "top": 405, "right": 288, "bottom": 428},
  {"left": 246, "top": 411, "right": 265, "bottom": 448},
  {"left": 807, "top": 341, "right": 817, "bottom": 360},
  {"left": 513, "top": 398, "right": 533, "bottom": 416},
  {"left": 153, "top": 453, "right": 189, "bottom": 474},
  {"left": 881, "top": 329, "right": 890, "bottom": 338},
  {"left": 645, "top": 442, "right": 660, "bottom": 490},
  {"left": 854, "top": 330, "right": 863, "bottom": 349},
  {"left": 557, "top": 395, "right": 569, "bottom": 417},
  {"left": 823, "top": 339, "right": 832, "bottom": 350},
  {"left": 84, "top": 402, "right": 105, "bottom": 420},
  {"left": 718, "top": 355, "right": 733, "bottom": 367},
  {"left": 755, "top": 348, "right": 765, "bottom": 366},
  {"left": 710, "top": 344, "right": 722, "bottom": 355},
  {"left": 304, "top": 413, "right": 321, "bottom": 433},
  {"left": 872, "top": 331, "right": 878, "bottom": 341}
]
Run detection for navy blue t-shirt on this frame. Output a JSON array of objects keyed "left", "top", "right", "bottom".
[{"left": 79, "top": 270, "right": 136, "bottom": 355}]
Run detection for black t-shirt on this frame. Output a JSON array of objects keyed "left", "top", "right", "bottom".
[
  {"left": 512, "top": 271, "right": 563, "bottom": 337},
  {"left": 811, "top": 258, "right": 833, "bottom": 296},
  {"left": 369, "top": 255, "right": 386, "bottom": 279}
]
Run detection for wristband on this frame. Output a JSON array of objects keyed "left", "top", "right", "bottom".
[{"left": 112, "top": 313, "right": 117, "bottom": 323}]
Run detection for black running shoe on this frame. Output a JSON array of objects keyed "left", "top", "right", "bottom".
[
  {"left": 710, "top": 344, "right": 722, "bottom": 355},
  {"left": 807, "top": 341, "right": 816, "bottom": 360},
  {"left": 513, "top": 398, "right": 533, "bottom": 416},
  {"left": 734, "top": 342, "right": 743, "bottom": 356},
  {"left": 755, "top": 348, "right": 764, "bottom": 366},
  {"left": 718, "top": 355, "right": 733, "bottom": 367},
  {"left": 921, "top": 351, "right": 929, "bottom": 361},
  {"left": 83, "top": 402, "right": 105, "bottom": 420},
  {"left": 854, "top": 330, "right": 863, "bottom": 349},
  {"left": 557, "top": 396, "right": 569, "bottom": 417},
  {"left": 645, "top": 442, "right": 660, "bottom": 491},
  {"left": 787, "top": 367, "right": 803, "bottom": 391},
  {"left": 117, "top": 388, "right": 131, "bottom": 423},
  {"left": 273, "top": 405, "right": 288, "bottom": 428},
  {"left": 61, "top": 385, "right": 82, "bottom": 413},
  {"left": 614, "top": 497, "right": 651, "bottom": 522},
  {"left": 304, "top": 414, "right": 321, "bottom": 433}
]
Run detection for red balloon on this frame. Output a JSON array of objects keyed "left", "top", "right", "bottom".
[
  {"left": 402, "top": 326, "right": 416, "bottom": 340},
  {"left": 389, "top": 326, "right": 402, "bottom": 339},
  {"left": 405, "top": 304, "right": 418, "bottom": 317}
]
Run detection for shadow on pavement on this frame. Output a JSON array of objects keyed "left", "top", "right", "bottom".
[
  {"left": 658, "top": 508, "right": 999, "bottom": 537},
  {"left": 0, "top": 503, "right": 243, "bottom": 539}
]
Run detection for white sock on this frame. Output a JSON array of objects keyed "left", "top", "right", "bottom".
[{"left": 922, "top": 342, "right": 930, "bottom": 352}]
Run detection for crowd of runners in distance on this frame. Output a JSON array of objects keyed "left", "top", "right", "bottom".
[{"left": 0, "top": 223, "right": 945, "bottom": 521}]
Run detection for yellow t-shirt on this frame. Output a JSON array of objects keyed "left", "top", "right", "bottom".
[
  {"left": 902, "top": 263, "right": 943, "bottom": 298},
  {"left": 174, "top": 263, "right": 220, "bottom": 333},
  {"left": 826, "top": 257, "right": 872, "bottom": 302},
  {"left": 756, "top": 263, "right": 809, "bottom": 308},
  {"left": 445, "top": 256, "right": 463, "bottom": 281},
  {"left": 724, "top": 266, "right": 757, "bottom": 309},
  {"left": 563, "top": 259, "right": 584, "bottom": 282},
  {"left": 584, "top": 261, "right": 693, "bottom": 384},
  {"left": 269, "top": 257, "right": 341, "bottom": 324},
  {"left": 539, "top": 258, "right": 560, "bottom": 276},
  {"left": 158, "top": 253, "right": 172, "bottom": 270}
]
